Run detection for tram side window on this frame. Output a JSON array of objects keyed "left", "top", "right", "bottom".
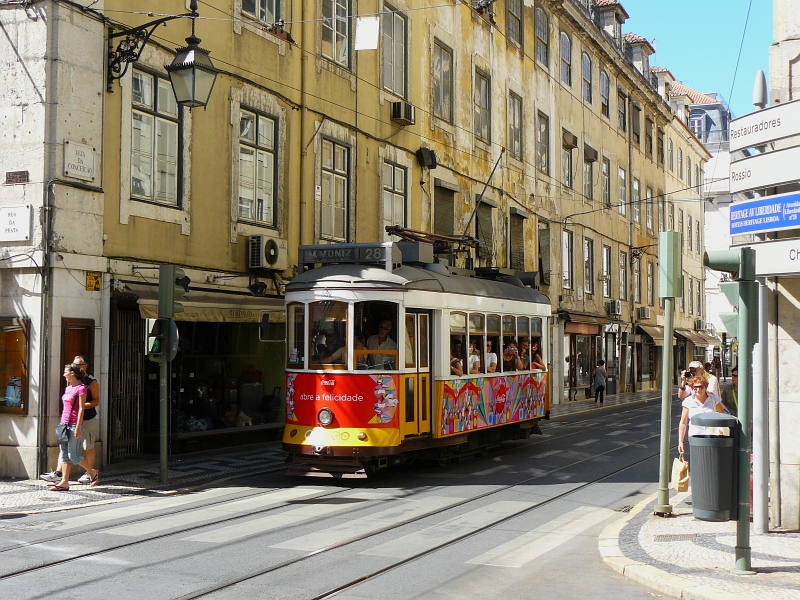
[
  {"left": 355, "top": 301, "right": 398, "bottom": 370},
  {"left": 501, "top": 315, "right": 517, "bottom": 372},
  {"left": 287, "top": 303, "right": 305, "bottom": 367},
  {"left": 309, "top": 301, "right": 348, "bottom": 369},
  {"left": 531, "top": 317, "right": 546, "bottom": 371},
  {"left": 485, "top": 314, "right": 501, "bottom": 373},
  {"left": 405, "top": 314, "right": 416, "bottom": 368},
  {"left": 449, "top": 312, "right": 467, "bottom": 377},
  {"left": 517, "top": 317, "right": 530, "bottom": 370},
  {"left": 468, "top": 313, "right": 485, "bottom": 374}
]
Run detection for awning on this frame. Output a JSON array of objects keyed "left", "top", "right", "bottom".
[
  {"left": 638, "top": 325, "right": 665, "bottom": 346},
  {"left": 697, "top": 332, "right": 721, "bottom": 344},
  {"left": 117, "top": 280, "right": 284, "bottom": 323},
  {"left": 676, "top": 328, "right": 709, "bottom": 346},
  {"left": 560, "top": 311, "right": 610, "bottom": 325}
]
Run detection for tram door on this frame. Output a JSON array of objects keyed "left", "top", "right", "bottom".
[{"left": 400, "top": 311, "right": 431, "bottom": 437}]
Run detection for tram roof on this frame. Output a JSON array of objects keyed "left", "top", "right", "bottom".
[{"left": 287, "top": 264, "right": 551, "bottom": 305}]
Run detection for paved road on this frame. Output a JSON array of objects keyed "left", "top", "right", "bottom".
[{"left": 0, "top": 399, "right": 680, "bottom": 600}]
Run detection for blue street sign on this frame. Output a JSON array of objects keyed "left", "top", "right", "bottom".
[{"left": 729, "top": 191, "right": 800, "bottom": 236}]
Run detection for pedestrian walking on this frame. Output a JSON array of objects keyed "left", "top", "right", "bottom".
[
  {"left": 73, "top": 355, "right": 100, "bottom": 486},
  {"left": 49, "top": 364, "right": 98, "bottom": 491},
  {"left": 592, "top": 360, "right": 607, "bottom": 404},
  {"left": 677, "top": 376, "right": 726, "bottom": 455}
]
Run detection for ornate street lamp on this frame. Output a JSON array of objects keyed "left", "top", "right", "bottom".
[{"left": 107, "top": 0, "right": 218, "bottom": 109}]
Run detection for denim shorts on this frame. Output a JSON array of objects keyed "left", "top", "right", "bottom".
[{"left": 58, "top": 425, "right": 84, "bottom": 465}]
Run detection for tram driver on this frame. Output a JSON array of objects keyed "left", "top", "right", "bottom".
[{"left": 366, "top": 319, "right": 398, "bottom": 369}]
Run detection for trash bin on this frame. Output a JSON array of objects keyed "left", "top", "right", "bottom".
[{"left": 688, "top": 413, "right": 739, "bottom": 522}]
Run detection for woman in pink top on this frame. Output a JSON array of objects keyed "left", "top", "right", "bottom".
[{"left": 50, "top": 364, "right": 97, "bottom": 491}]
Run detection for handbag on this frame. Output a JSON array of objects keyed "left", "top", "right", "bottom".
[
  {"left": 671, "top": 453, "right": 690, "bottom": 492},
  {"left": 55, "top": 423, "right": 70, "bottom": 444}
]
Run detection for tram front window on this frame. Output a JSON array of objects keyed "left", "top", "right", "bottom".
[
  {"left": 287, "top": 303, "right": 305, "bottom": 368},
  {"left": 355, "top": 301, "right": 398, "bottom": 370},
  {"left": 309, "top": 301, "right": 348, "bottom": 369}
]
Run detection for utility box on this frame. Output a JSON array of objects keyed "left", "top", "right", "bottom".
[{"left": 689, "top": 413, "right": 739, "bottom": 522}]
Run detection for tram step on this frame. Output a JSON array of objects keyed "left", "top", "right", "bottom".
[{"left": 286, "top": 457, "right": 368, "bottom": 479}]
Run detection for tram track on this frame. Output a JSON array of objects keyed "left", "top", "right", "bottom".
[
  {"left": 0, "top": 400, "right": 658, "bottom": 559},
  {"left": 0, "top": 400, "right": 674, "bottom": 593},
  {"left": 171, "top": 426, "right": 679, "bottom": 598}
]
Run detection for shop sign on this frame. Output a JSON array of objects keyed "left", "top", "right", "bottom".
[
  {"left": 5, "top": 171, "right": 29, "bottom": 185},
  {"left": 0, "top": 204, "right": 31, "bottom": 242},
  {"left": 85, "top": 272, "right": 102, "bottom": 291},
  {"left": 729, "top": 99, "right": 800, "bottom": 152},
  {"left": 729, "top": 145, "right": 800, "bottom": 194},
  {"left": 63, "top": 140, "right": 96, "bottom": 181},
  {"left": 729, "top": 190, "right": 800, "bottom": 236}
]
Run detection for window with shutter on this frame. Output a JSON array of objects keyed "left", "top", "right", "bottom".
[
  {"left": 434, "top": 186, "right": 454, "bottom": 236},
  {"left": 476, "top": 203, "right": 493, "bottom": 259},
  {"left": 510, "top": 213, "right": 525, "bottom": 271}
]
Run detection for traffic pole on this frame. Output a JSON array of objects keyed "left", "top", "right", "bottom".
[
  {"left": 160, "top": 357, "right": 169, "bottom": 484},
  {"left": 655, "top": 295, "right": 675, "bottom": 515}
]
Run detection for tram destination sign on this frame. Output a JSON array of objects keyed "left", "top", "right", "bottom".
[
  {"left": 299, "top": 243, "right": 401, "bottom": 271},
  {"left": 729, "top": 99, "right": 800, "bottom": 152},
  {"left": 729, "top": 190, "right": 800, "bottom": 236},
  {"left": 729, "top": 144, "right": 800, "bottom": 194}
]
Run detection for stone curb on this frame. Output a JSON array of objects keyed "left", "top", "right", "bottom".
[
  {"left": 598, "top": 493, "right": 757, "bottom": 600},
  {"left": 0, "top": 464, "right": 287, "bottom": 518}
]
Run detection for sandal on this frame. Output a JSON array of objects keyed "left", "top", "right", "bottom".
[
  {"left": 49, "top": 484, "right": 69, "bottom": 492},
  {"left": 90, "top": 471, "right": 99, "bottom": 487}
]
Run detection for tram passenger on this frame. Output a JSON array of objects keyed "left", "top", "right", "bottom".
[
  {"left": 450, "top": 341, "right": 464, "bottom": 376},
  {"left": 468, "top": 338, "right": 482, "bottom": 374},
  {"left": 502, "top": 341, "right": 523, "bottom": 372},
  {"left": 485, "top": 340, "right": 498, "bottom": 373},
  {"left": 530, "top": 339, "right": 546, "bottom": 371},
  {"left": 518, "top": 337, "right": 532, "bottom": 370},
  {"left": 367, "top": 319, "right": 398, "bottom": 369},
  {"left": 354, "top": 335, "right": 368, "bottom": 369},
  {"left": 320, "top": 334, "right": 346, "bottom": 365}
]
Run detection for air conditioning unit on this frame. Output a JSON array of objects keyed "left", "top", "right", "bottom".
[
  {"left": 607, "top": 300, "right": 622, "bottom": 317},
  {"left": 706, "top": 323, "right": 716, "bottom": 335},
  {"left": 391, "top": 101, "right": 416, "bottom": 125},
  {"left": 637, "top": 306, "right": 651, "bottom": 320},
  {"left": 694, "top": 319, "right": 705, "bottom": 331},
  {"left": 248, "top": 235, "right": 288, "bottom": 271}
]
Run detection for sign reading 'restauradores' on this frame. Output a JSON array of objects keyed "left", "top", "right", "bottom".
[
  {"left": 729, "top": 191, "right": 800, "bottom": 236},
  {"left": 729, "top": 99, "right": 800, "bottom": 152}
]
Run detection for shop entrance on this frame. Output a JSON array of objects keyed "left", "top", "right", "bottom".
[{"left": 566, "top": 322, "right": 600, "bottom": 401}]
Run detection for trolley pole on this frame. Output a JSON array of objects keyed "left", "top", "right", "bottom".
[{"left": 655, "top": 231, "right": 681, "bottom": 516}]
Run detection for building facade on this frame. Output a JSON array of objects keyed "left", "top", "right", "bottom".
[{"left": 1, "top": 0, "right": 708, "bottom": 477}]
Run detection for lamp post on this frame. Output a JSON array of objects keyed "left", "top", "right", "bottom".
[{"left": 107, "top": 0, "right": 218, "bottom": 109}]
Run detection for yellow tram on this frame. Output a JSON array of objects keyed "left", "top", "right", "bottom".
[{"left": 282, "top": 242, "right": 551, "bottom": 477}]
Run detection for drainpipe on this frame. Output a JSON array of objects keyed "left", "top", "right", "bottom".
[
  {"left": 298, "top": 0, "right": 309, "bottom": 246},
  {"left": 628, "top": 94, "right": 636, "bottom": 392},
  {"left": 769, "top": 275, "right": 781, "bottom": 528},
  {"left": 37, "top": 181, "right": 55, "bottom": 477}
]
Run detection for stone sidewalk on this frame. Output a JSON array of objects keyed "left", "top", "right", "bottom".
[
  {"left": 0, "top": 444, "right": 288, "bottom": 516},
  {"left": 600, "top": 491, "right": 800, "bottom": 600},
  {"left": 0, "top": 387, "right": 661, "bottom": 516}
]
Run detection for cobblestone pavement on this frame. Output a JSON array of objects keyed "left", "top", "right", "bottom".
[
  {"left": 0, "top": 445, "right": 287, "bottom": 516},
  {"left": 0, "top": 387, "right": 660, "bottom": 517},
  {"left": 601, "top": 490, "right": 800, "bottom": 600}
]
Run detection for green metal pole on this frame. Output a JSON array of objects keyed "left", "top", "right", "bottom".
[
  {"left": 159, "top": 357, "right": 169, "bottom": 484},
  {"left": 733, "top": 281, "right": 757, "bottom": 574},
  {"left": 655, "top": 297, "right": 675, "bottom": 515}
]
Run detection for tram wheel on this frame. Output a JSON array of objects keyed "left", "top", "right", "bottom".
[{"left": 437, "top": 457, "right": 450, "bottom": 467}]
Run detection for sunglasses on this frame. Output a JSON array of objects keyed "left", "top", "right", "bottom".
[
  {"left": 691, "top": 385, "right": 706, "bottom": 390},
  {"left": 379, "top": 326, "right": 391, "bottom": 331}
]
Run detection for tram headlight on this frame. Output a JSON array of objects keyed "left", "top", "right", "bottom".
[{"left": 318, "top": 408, "right": 334, "bottom": 427}]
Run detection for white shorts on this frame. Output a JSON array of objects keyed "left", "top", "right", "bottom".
[{"left": 80, "top": 417, "right": 99, "bottom": 451}]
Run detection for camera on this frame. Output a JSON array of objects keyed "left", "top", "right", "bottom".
[{"left": 682, "top": 370, "right": 690, "bottom": 379}]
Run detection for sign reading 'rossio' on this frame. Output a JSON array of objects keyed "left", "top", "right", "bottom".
[{"left": 729, "top": 99, "right": 800, "bottom": 152}]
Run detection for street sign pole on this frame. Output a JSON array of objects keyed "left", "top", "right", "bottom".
[
  {"left": 734, "top": 279, "right": 757, "bottom": 575},
  {"left": 159, "top": 358, "right": 169, "bottom": 484}
]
